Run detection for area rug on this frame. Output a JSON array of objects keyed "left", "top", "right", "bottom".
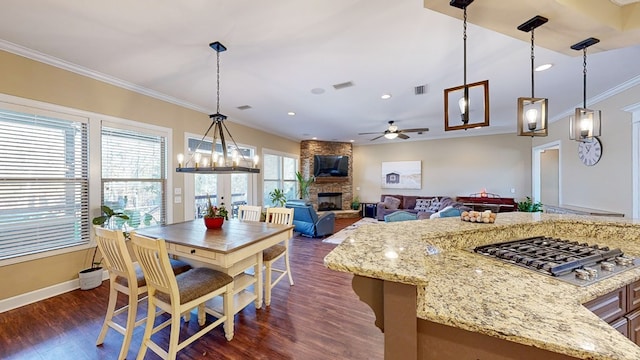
[{"left": 323, "top": 217, "right": 379, "bottom": 244}]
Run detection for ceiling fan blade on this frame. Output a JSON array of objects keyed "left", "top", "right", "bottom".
[
  {"left": 398, "top": 128, "right": 430, "bottom": 133},
  {"left": 370, "top": 135, "right": 384, "bottom": 141},
  {"left": 358, "top": 131, "right": 383, "bottom": 135},
  {"left": 398, "top": 133, "right": 410, "bottom": 139}
]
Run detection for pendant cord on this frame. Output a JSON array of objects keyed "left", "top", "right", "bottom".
[
  {"left": 530, "top": 29, "right": 535, "bottom": 98},
  {"left": 463, "top": 7, "right": 467, "bottom": 88},
  {"left": 583, "top": 48, "right": 587, "bottom": 109}
]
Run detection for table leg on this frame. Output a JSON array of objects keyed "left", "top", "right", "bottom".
[{"left": 255, "top": 251, "right": 263, "bottom": 309}]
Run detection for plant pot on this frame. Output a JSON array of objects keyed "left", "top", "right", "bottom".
[
  {"left": 204, "top": 217, "right": 224, "bottom": 229},
  {"left": 79, "top": 267, "right": 103, "bottom": 290}
]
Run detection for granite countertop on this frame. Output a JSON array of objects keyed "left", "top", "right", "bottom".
[{"left": 324, "top": 212, "right": 640, "bottom": 360}]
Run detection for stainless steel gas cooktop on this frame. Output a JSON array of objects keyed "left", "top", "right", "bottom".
[{"left": 473, "top": 236, "right": 640, "bottom": 286}]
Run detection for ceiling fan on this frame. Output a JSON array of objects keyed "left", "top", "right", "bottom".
[{"left": 358, "top": 121, "right": 429, "bottom": 141}]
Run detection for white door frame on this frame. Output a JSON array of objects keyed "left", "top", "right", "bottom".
[
  {"left": 532, "top": 140, "right": 562, "bottom": 205},
  {"left": 624, "top": 102, "right": 640, "bottom": 218}
]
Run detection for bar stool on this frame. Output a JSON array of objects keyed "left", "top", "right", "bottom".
[
  {"left": 131, "top": 233, "right": 234, "bottom": 360},
  {"left": 93, "top": 227, "right": 191, "bottom": 360},
  {"left": 263, "top": 207, "right": 294, "bottom": 306}
]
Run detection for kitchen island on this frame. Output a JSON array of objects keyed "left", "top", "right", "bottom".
[{"left": 324, "top": 212, "right": 640, "bottom": 360}]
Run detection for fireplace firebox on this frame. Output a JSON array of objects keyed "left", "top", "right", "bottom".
[{"left": 318, "top": 192, "right": 342, "bottom": 211}]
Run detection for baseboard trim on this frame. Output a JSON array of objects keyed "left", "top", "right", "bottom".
[{"left": 0, "top": 269, "right": 108, "bottom": 313}]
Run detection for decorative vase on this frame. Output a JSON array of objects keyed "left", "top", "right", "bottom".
[
  {"left": 204, "top": 216, "right": 224, "bottom": 229},
  {"left": 79, "top": 267, "right": 103, "bottom": 290}
]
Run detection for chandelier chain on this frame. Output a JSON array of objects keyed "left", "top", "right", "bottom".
[
  {"left": 463, "top": 7, "right": 467, "bottom": 87},
  {"left": 583, "top": 48, "right": 587, "bottom": 109},
  {"left": 216, "top": 50, "right": 221, "bottom": 114}
]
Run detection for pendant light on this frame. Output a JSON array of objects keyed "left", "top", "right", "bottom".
[
  {"left": 444, "top": 0, "right": 490, "bottom": 131},
  {"left": 517, "top": 15, "right": 548, "bottom": 137},
  {"left": 176, "top": 41, "right": 260, "bottom": 174},
  {"left": 569, "top": 37, "right": 601, "bottom": 141}
]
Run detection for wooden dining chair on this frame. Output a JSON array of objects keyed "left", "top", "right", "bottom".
[
  {"left": 238, "top": 205, "right": 262, "bottom": 222},
  {"left": 130, "top": 233, "right": 235, "bottom": 360},
  {"left": 93, "top": 227, "right": 191, "bottom": 360},
  {"left": 263, "top": 207, "right": 295, "bottom": 306}
]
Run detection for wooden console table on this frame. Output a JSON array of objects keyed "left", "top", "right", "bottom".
[{"left": 456, "top": 196, "right": 517, "bottom": 213}]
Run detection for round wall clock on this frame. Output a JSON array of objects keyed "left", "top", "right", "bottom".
[{"left": 577, "top": 137, "right": 602, "bottom": 166}]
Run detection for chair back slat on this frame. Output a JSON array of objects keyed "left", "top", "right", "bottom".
[
  {"left": 238, "top": 205, "right": 262, "bottom": 222},
  {"left": 94, "top": 226, "right": 135, "bottom": 279},
  {"left": 266, "top": 207, "right": 294, "bottom": 226},
  {"left": 130, "top": 234, "right": 176, "bottom": 296}
]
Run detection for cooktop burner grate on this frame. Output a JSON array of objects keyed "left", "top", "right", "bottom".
[{"left": 473, "top": 236, "right": 640, "bottom": 286}]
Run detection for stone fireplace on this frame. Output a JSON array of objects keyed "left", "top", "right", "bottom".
[
  {"left": 300, "top": 140, "right": 353, "bottom": 211},
  {"left": 318, "top": 192, "right": 342, "bottom": 211}
]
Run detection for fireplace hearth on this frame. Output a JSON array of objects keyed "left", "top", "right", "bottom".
[{"left": 318, "top": 192, "right": 342, "bottom": 211}]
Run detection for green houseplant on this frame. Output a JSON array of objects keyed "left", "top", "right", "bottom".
[
  {"left": 517, "top": 197, "right": 543, "bottom": 212},
  {"left": 81, "top": 205, "right": 131, "bottom": 290},
  {"left": 269, "top": 188, "right": 287, "bottom": 207},
  {"left": 351, "top": 195, "right": 360, "bottom": 210},
  {"left": 295, "top": 171, "right": 315, "bottom": 199}
]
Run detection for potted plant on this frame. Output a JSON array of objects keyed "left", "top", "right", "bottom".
[
  {"left": 517, "top": 197, "right": 543, "bottom": 212},
  {"left": 80, "top": 205, "right": 131, "bottom": 290},
  {"left": 295, "top": 171, "right": 315, "bottom": 199},
  {"left": 269, "top": 188, "right": 287, "bottom": 207},
  {"left": 204, "top": 196, "right": 228, "bottom": 229},
  {"left": 351, "top": 195, "right": 360, "bottom": 211}
]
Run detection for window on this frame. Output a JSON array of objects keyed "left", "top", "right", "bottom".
[
  {"left": 101, "top": 125, "right": 166, "bottom": 228},
  {"left": 0, "top": 106, "right": 89, "bottom": 260},
  {"left": 263, "top": 152, "right": 298, "bottom": 206}
]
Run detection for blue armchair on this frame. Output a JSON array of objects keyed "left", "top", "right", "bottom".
[{"left": 285, "top": 200, "right": 335, "bottom": 238}]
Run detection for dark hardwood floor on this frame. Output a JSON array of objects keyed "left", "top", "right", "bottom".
[{"left": 0, "top": 217, "right": 383, "bottom": 360}]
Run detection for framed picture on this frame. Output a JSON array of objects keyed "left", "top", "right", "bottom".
[{"left": 381, "top": 161, "right": 421, "bottom": 189}]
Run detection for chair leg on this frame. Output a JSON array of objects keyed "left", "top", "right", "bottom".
[
  {"left": 96, "top": 277, "right": 118, "bottom": 346},
  {"left": 136, "top": 293, "right": 156, "bottom": 360},
  {"left": 265, "top": 261, "right": 272, "bottom": 307},
  {"left": 167, "top": 304, "right": 182, "bottom": 360},
  {"left": 197, "top": 303, "right": 206, "bottom": 326},
  {"left": 223, "top": 285, "right": 234, "bottom": 341},
  {"left": 117, "top": 289, "right": 138, "bottom": 360},
  {"left": 285, "top": 250, "right": 294, "bottom": 286}
]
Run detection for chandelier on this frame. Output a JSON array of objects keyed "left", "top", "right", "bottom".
[{"left": 176, "top": 41, "right": 260, "bottom": 174}]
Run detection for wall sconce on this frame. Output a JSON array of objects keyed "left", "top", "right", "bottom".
[
  {"left": 569, "top": 37, "right": 601, "bottom": 141},
  {"left": 517, "top": 15, "right": 548, "bottom": 137},
  {"left": 444, "top": 0, "right": 490, "bottom": 131}
]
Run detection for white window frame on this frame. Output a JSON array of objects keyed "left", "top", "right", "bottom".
[
  {"left": 0, "top": 93, "right": 173, "bottom": 266},
  {"left": 262, "top": 148, "right": 299, "bottom": 207}
]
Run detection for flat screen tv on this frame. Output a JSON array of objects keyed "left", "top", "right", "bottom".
[{"left": 313, "top": 155, "right": 349, "bottom": 177}]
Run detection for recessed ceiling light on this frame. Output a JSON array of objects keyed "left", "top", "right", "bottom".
[
  {"left": 535, "top": 63, "right": 553, "bottom": 72},
  {"left": 312, "top": 137, "right": 317, "bottom": 140},
  {"left": 287, "top": 112, "right": 296, "bottom": 116},
  {"left": 381, "top": 94, "right": 392, "bottom": 100},
  {"left": 311, "top": 88, "right": 325, "bottom": 95},
  {"left": 349, "top": 139, "right": 355, "bottom": 142}
]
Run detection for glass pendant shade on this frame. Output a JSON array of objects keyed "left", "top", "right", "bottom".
[
  {"left": 384, "top": 132, "right": 398, "bottom": 140},
  {"left": 517, "top": 97, "right": 548, "bottom": 136},
  {"left": 570, "top": 108, "right": 601, "bottom": 140}
]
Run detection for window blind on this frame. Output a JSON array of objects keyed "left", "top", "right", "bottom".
[
  {"left": 0, "top": 108, "right": 89, "bottom": 260},
  {"left": 101, "top": 126, "right": 166, "bottom": 227}
]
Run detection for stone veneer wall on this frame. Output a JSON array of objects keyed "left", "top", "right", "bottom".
[{"left": 300, "top": 140, "right": 353, "bottom": 210}]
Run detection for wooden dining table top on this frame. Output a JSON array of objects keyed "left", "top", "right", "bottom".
[{"left": 135, "top": 219, "right": 293, "bottom": 254}]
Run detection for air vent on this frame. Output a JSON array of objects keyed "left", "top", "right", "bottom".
[
  {"left": 237, "top": 105, "right": 252, "bottom": 110},
  {"left": 332, "top": 81, "right": 354, "bottom": 90},
  {"left": 414, "top": 84, "right": 428, "bottom": 95}
]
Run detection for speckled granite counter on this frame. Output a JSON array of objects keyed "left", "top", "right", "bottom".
[{"left": 324, "top": 212, "right": 640, "bottom": 360}]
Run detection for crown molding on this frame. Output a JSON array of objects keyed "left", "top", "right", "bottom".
[{"left": 0, "top": 39, "right": 211, "bottom": 114}]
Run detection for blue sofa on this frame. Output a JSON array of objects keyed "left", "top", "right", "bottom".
[{"left": 285, "top": 199, "right": 335, "bottom": 238}]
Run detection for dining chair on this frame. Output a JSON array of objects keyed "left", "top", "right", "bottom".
[
  {"left": 238, "top": 205, "right": 262, "bottom": 222},
  {"left": 130, "top": 233, "right": 234, "bottom": 360},
  {"left": 93, "top": 227, "right": 191, "bottom": 360},
  {"left": 263, "top": 207, "right": 295, "bottom": 306}
]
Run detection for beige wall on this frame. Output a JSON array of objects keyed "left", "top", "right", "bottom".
[
  {"left": 540, "top": 149, "right": 560, "bottom": 206},
  {"left": 0, "top": 50, "right": 298, "bottom": 300},
  {"left": 352, "top": 134, "right": 532, "bottom": 203},
  {"left": 533, "top": 84, "right": 640, "bottom": 216}
]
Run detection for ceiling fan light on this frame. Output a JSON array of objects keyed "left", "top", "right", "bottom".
[{"left": 384, "top": 132, "right": 398, "bottom": 140}]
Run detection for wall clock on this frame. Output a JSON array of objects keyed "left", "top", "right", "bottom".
[{"left": 577, "top": 137, "right": 602, "bottom": 166}]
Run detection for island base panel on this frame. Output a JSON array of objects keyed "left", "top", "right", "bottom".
[{"left": 417, "top": 319, "right": 579, "bottom": 360}]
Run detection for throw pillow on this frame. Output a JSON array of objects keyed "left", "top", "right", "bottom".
[
  {"left": 430, "top": 205, "right": 453, "bottom": 219},
  {"left": 383, "top": 196, "right": 401, "bottom": 210},
  {"left": 428, "top": 197, "right": 441, "bottom": 212},
  {"left": 439, "top": 207, "right": 462, "bottom": 218},
  {"left": 414, "top": 198, "right": 431, "bottom": 212}
]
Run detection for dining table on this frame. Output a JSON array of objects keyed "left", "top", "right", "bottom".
[{"left": 135, "top": 218, "right": 294, "bottom": 314}]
